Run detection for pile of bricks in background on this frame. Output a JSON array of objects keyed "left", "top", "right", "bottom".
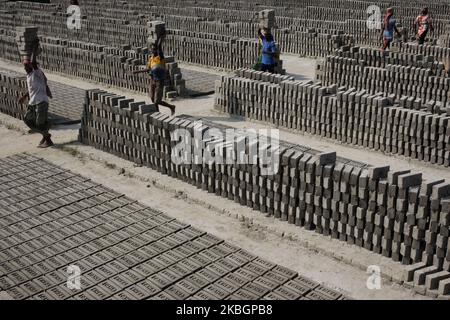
[
  {"left": 4, "top": 1, "right": 450, "bottom": 69},
  {"left": 79, "top": 88, "right": 450, "bottom": 298},
  {"left": 163, "top": 16, "right": 354, "bottom": 58},
  {"left": 0, "top": 31, "right": 186, "bottom": 99},
  {"left": 0, "top": 153, "right": 347, "bottom": 300},
  {"left": 15, "top": 26, "right": 39, "bottom": 60},
  {"left": 394, "top": 42, "right": 450, "bottom": 64},
  {"left": 146, "top": 21, "right": 185, "bottom": 99},
  {"left": 146, "top": 21, "right": 167, "bottom": 48},
  {"left": 437, "top": 34, "right": 450, "bottom": 48},
  {"left": 215, "top": 68, "right": 450, "bottom": 167},
  {"left": 316, "top": 46, "right": 450, "bottom": 108},
  {"left": 0, "top": 69, "right": 27, "bottom": 120},
  {"left": 0, "top": 68, "right": 85, "bottom": 124}
]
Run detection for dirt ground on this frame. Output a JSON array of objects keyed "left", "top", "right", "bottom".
[{"left": 0, "top": 57, "right": 436, "bottom": 300}]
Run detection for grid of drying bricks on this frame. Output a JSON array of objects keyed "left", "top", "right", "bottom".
[
  {"left": 0, "top": 69, "right": 85, "bottom": 124},
  {"left": 79, "top": 89, "right": 450, "bottom": 297},
  {"left": 163, "top": 30, "right": 285, "bottom": 74},
  {"left": 0, "top": 28, "right": 186, "bottom": 99},
  {"left": 214, "top": 68, "right": 450, "bottom": 168},
  {"left": 316, "top": 46, "right": 450, "bottom": 109},
  {"left": 0, "top": 153, "right": 347, "bottom": 301}
]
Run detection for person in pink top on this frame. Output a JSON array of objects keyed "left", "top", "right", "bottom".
[{"left": 415, "top": 7, "right": 434, "bottom": 45}]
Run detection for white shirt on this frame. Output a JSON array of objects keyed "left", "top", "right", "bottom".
[{"left": 27, "top": 68, "right": 49, "bottom": 105}]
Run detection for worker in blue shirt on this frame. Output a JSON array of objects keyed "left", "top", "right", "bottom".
[{"left": 258, "top": 28, "right": 277, "bottom": 73}]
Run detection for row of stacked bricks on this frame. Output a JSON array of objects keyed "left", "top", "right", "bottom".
[
  {"left": 79, "top": 89, "right": 450, "bottom": 296},
  {"left": 15, "top": 26, "right": 39, "bottom": 61},
  {"left": 215, "top": 68, "right": 450, "bottom": 167},
  {"left": 147, "top": 21, "right": 186, "bottom": 99},
  {"left": 163, "top": 30, "right": 268, "bottom": 71},
  {"left": 162, "top": 14, "right": 353, "bottom": 58},
  {"left": 316, "top": 46, "right": 450, "bottom": 110},
  {"left": 159, "top": 10, "right": 351, "bottom": 60},
  {"left": 4, "top": 0, "right": 450, "bottom": 51},
  {"left": 0, "top": 28, "right": 186, "bottom": 98},
  {"left": 402, "top": 182, "right": 450, "bottom": 296}
]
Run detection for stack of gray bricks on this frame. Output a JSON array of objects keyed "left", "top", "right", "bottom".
[
  {"left": 258, "top": 10, "right": 276, "bottom": 29},
  {"left": 0, "top": 5, "right": 354, "bottom": 71},
  {"left": 0, "top": 153, "right": 347, "bottom": 300},
  {"left": 3, "top": 0, "right": 450, "bottom": 59},
  {"left": 215, "top": 68, "right": 450, "bottom": 167},
  {"left": 403, "top": 195, "right": 450, "bottom": 298},
  {"left": 0, "top": 69, "right": 85, "bottom": 124},
  {"left": 79, "top": 88, "right": 449, "bottom": 295},
  {"left": 147, "top": 21, "right": 166, "bottom": 48},
  {"left": 15, "top": 26, "right": 39, "bottom": 61},
  {"left": 0, "top": 70, "right": 27, "bottom": 120}
]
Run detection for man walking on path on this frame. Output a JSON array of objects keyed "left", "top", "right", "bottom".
[
  {"left": 133, "top": 34, "right": 176, "bottom": 115},
  {"left": 415, "top": 7, "right": 433, "bottom": 45},
  {"left": 18, "top": 40, "right": 54, "bottom": 148}
]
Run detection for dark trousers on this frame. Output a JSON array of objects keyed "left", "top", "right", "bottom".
[
  {"left": 24, "top": 102, "right": 50, "bottom": 137},
  {"left": 261, "top": 63, "right": 275, "bottom": 73}
]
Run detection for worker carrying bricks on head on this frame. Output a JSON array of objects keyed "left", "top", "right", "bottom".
[
  {"left": 133, "top": 34, "right": 176, "bottom": 115},
  {"left": 257, "top": 28, "right": 278, "bottom": 73},
  {"left": 414, "top": 7, "right": 434, "bottom": 45},
  {"left": 18, "top": 39, "right": 54, "bottom": 148},
  {"left": 380, "top": 8, "right": 401, "bottom": 52}
]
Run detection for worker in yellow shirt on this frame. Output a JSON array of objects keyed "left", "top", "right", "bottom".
[{"left": 134, "top": 34, "right": 175, "bottom": 115}]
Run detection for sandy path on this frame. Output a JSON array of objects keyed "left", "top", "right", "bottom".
[{"left": 0, "top": 113, "right": 431, "bottom": 300}]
